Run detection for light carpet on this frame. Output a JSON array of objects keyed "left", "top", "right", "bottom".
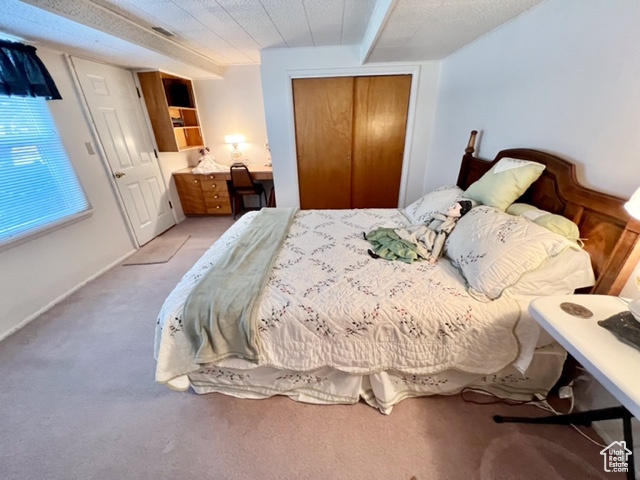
[
  {"left": 123, "top": 231, "right": 190, "bottom": 265},
  {"left": 0, "top": 216, "right": 620, "bottom": 480}
]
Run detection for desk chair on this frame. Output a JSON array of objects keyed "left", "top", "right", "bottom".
[{"left": 229, "top": 163, "right": 267, "bottom": 219}]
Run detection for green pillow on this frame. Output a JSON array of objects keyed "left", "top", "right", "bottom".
[
  {"left": 464, "top": 158, "right": 545, "bottom": 211},
  {"left": 506, "top": 203, "right": 580, "bottom": 242}
]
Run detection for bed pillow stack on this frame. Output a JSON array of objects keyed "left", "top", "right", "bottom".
[{"left": 445, "top": 206, "right": 584, "bottom": 300}]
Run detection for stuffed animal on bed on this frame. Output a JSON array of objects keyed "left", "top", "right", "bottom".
[{"left": 366, "top": 200, "right": 473, "bottom": 264}]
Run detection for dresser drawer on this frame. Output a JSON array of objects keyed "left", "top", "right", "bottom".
[
  {"left": 205, "top": 203, "right": 232, "bottom": 214},
  {"left": 173, "top": 169, "right": 234, "bottom": 216},
  {"left": 201, "top": 173, "right": 227, "bottom": 180},
  {"left": 203, "top": 189, "right": 229, "bottom": 204},
  {"left": 200, "top": 179, "right": 227, "bottom": 192}
]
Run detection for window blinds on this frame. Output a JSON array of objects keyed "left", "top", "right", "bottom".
[{"left": 0, "top": 95, "right": 92, "bottom": 245}]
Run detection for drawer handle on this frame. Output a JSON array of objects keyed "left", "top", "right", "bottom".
[
  {"left": 213, "top": 195, "right": 219, "bottom": 199},
  {"left": 216, "top": 205, "right": 221, "bottom": 209},
  {"left": 212, "top": 184, "right": 216, "bottom": 188},
  {"left": 194, "top": 179, "right": 198, "bottom": 184}
]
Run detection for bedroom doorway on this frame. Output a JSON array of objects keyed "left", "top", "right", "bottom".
[
  {"left": 72, "top": 57, "right": 175, "bottom": 246},
  {"left": 292, "top": 75, "right": 412, "bottom": 209}
]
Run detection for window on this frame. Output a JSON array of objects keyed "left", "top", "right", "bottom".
[{"left": 0, "top": 95, "right": 92, "bottom": 247}]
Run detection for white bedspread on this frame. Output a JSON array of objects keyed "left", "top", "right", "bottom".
[{"left": 155, "top": 209, "right": 527, "bottom": 386}]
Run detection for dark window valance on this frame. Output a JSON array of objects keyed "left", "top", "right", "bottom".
[{"left": 0, "top": 40, "right": 62, "bottom": 100}]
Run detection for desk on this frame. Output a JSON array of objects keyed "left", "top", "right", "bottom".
[
  {"left": 497, "top": 294, "right": 638, "bottom": 479},
  {"left": 173, "top": 165, "right": 273, "bottom": 180},
  {"left": 172, "top": 165, "right": 273, "bottom": 215}
]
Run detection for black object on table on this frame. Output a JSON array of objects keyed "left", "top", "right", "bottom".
[{"left": 598, "top": 310, "right": 640, "bottom": 351}]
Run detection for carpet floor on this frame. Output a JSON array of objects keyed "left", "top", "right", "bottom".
[
  {"left": 0, "top": 216, "right": 621, "bottom": 480},
  {"left": 122, "top": 230, "right": 190, "bottom": 265}
]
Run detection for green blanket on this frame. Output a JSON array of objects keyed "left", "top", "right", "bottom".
[
  {"left": 182, "top": 207, "right": 297, "bottom": 365},
  {"left": 366, "top": 227, "right": 426, "bottom": 263}
]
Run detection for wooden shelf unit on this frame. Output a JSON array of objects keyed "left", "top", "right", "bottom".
[{"left": 137, "top": 71, "right": 204, "bottom": 152}]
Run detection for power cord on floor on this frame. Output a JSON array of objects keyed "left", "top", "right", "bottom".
[
  {"left": 533, "top": 398, "right": 607, "bottom": 448},
  {"left": 460, "top": 387, "right": 544, "bottom": 406},
  {"left": 460, "top": 387, "right": 607, "bottom": 448}
]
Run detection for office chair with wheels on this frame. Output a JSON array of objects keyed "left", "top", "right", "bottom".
[{"left": 229, "top": 163, "right": 267, "bottom": 219}]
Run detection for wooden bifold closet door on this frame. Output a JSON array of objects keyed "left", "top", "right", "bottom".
[{"left": 293, "top": 75, "right": 412, "bottom": 209}]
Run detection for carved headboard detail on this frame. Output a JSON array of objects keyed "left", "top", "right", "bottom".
[{"left": 456, "top": 130, "right": 640, "bottom": 295}]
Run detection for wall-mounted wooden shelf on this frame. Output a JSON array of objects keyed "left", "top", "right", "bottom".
[{"left": 137, "top": 71, "right": 204, "bottom": 153}]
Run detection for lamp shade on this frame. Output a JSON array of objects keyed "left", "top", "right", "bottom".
[
  {"left": 625, "top": 187, "right": 640, "bottom": 220},
  {"left": 224, "top": 134, "right": 245, "bottom": 145}
]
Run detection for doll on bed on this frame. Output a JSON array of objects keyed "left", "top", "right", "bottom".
[{"left": 366, "top": 200, "right": 473, "bottom": 264}]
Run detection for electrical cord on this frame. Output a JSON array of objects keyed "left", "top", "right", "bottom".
[
  {"left": 460, "top": 387, "right": 607, "bottom": 448},
  {"left": 533, "top": 399, "right": 607, "bottom": 448},
  {"left": 460, "top": 387, "right": 541, "bottom": 406}
]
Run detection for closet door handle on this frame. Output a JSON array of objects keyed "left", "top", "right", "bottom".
[{"left": 346, "top": 154, "right": 351, "bottom": 162}]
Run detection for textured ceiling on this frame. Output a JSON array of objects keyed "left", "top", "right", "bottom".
[
  {"left": 371, "top": 0, "right": 545, "bottom": 62},
  {"left": 1, "top": 0, "right": 546, "bottom": 78}
]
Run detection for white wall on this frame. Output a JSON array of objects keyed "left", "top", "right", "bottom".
[
  {"left": 0, "top": 48, "right": 135, "bottom": 340},
  {"left": 156, "top": 151, "right": 191, "bottom": 222},
  {"left": 194, "top": 66, "right": 270, "bottom": 167},
  {"left": 425, "top": 0, "right": 640, "bottom": 461},
  {"left": 259, "top": 45, "right": 440, "bottom": 208},
  {"left": 426, "top": 0, "right": 640, "bottom": 199}
]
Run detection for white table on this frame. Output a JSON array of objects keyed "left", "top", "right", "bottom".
[
  {"left": 530, "top": 295, "right": 640, "bottom": 420},
  {"left": 495, "top": 295, "right": 639, "bottom": 479}
]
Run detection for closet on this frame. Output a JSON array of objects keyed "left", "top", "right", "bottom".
[{"left": 292, "top": 75, "right": 411, "bottom": 209}]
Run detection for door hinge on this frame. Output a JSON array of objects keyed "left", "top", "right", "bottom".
[
  {"left": 153, "top": 149, "right": 158, "bottom": 158},
  {"left": 136, "top": 87, "right": 141, "bottom": 98},
  {"left": 168, "top": 201, "right": 173, "bottom": 209}
]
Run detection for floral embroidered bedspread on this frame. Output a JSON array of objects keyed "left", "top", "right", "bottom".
[{"left": 155, "top": 209, "right": 522, "bottom": 385}]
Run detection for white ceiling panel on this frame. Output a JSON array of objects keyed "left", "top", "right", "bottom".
[
  {"left": 0, "top": 0, "right": 214, "bottom": 77},
  {"left": 2, "top": 0, "right": 547, "bottom": 77},
  {"left": 374, "top": 0, "right": 545, "bottom": 59},
  {"left": 341, "top": 0, "right": 377, "bottom": 45},
  {"left": 90, "top": 0, "right": 238, "bottom": 64},
  {"left": 186, "top": 1, "right": 261, "bottom": 49},
  {"left": 303, "top": 0, "right": 346, "bottom": 46},
  {"left": 259, "top": 0, "right": 313, "bottom": 47},
  {"left": 216, "top": 0, "right": 287, "bottom": 49}
]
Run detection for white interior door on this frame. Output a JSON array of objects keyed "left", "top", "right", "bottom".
[{"left": 72, "top": 57, "right": 174, "bottom": 246}]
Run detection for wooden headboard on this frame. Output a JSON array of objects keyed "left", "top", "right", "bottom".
[{"left": 456, "top": 130, "right": 640, "bottom": 295}]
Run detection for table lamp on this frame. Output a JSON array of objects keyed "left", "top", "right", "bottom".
[{"left": 225, "top": 134, "right": 245, "bottom": 164}]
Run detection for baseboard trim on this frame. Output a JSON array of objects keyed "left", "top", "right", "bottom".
[{"left": 0, "top": 250, "right": 135, "bottom": 342}]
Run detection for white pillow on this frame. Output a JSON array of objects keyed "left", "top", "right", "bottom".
[
  {"left": 403, "top": 186, "right": 467, "bottom": 224},
  {"left": 446, "top": 206, "right": 579, "bottom": 300},
  {"left": 506, "top": 247, "right": 595, "bottom": 296}
]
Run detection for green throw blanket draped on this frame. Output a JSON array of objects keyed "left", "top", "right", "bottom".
[
  {"left": 182, "top": 207, "right": 297, "bottom": 365},
  {"left": 365, "top": 227, "right": 426, "bottom": 263}
]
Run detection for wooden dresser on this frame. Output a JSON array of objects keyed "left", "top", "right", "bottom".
[{"left": 173, "top": 170, "right": 232, "bottom": 215}]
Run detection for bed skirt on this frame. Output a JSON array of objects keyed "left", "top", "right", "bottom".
[{"left": 187, "top": 342, "right": 566, "bottom": 414}]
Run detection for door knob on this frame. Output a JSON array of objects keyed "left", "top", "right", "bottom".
[{"left": 114, "top": 171, "right": 126, "bottom": 178}]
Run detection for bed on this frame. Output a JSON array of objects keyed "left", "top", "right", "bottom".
[{"left": 154, "top": 131, "right": 637, "bottom": 414}]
